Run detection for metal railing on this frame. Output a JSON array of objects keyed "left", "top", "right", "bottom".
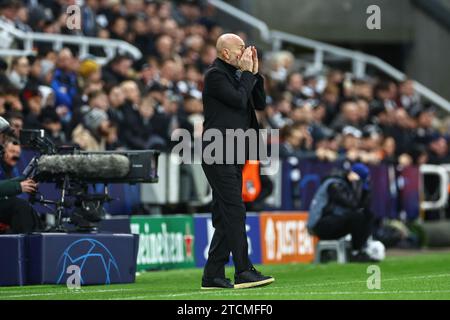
[
  {"left": 412, "top": 0, "right": 450, "bottom": 32},
  {"left": 0, "top": 19, "right": 142, "bottom": 64},
  {"left": 208, "top": 0, "right": 450, "bottom": 113}
]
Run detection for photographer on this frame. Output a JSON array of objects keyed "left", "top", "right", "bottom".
[
  {"left": 0, "top": 118, "right": 42, "bottom": 234},
  {"left": 307, "top": 163, "right": 377, "bottom": 262}
]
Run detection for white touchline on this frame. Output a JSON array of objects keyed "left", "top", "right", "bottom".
[
  {"left": 194, "top": 290, "right": 450, "bottom": 296},
  {"left": 4, "top": 289, "right": 450, "bottom": 300},
  {"left": 107, "top": 296, "right": 149, "bottom": 300},
  {"left": 0, "top": 288, "right": 137, "bottom": 299},
  {"left": 2, "top": 273, "right": 450, "bottom": 299},
  {"left": 258, "top": 273, "right": 450, "bottom": 288},
  {"left": 129, "top": 289, "right": 450, "bottom": 299}
]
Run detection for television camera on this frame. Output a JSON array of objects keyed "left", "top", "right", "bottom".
[{"left": 20, "top": 129, "right": 160, "bottom": 232}]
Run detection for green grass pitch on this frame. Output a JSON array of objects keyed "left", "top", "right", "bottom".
[{"left": 1, "top": 252, "right": 450, "bottom": 300}]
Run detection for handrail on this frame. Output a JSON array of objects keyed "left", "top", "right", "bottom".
[
  {"left": 208, "top": 0, "right": 271, "bottom": 42},
  {"left": 208, "top": 0, "right": 450, "bottom": 113},
  {"left": 412, "top": 0, "right": 450, "bottom": 32},
  {"left": 0, "top": 49, "right": 34, "bottom": 57},
  {"left": 270, "top": 30, "right": 363, "bottom": 61},
  {"left": 0, "top": 19, "right": 142, "bottom": 64}
]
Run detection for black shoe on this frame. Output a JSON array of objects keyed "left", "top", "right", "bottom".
[
  {"left": 201, "top": 277, "right": 234, "bottom": 290},
  {"left": 234, "top": 267, "right": 275, "bottom": 289},
  {"left": 349, "top": 251, "right": 379, "bottom": 263}
]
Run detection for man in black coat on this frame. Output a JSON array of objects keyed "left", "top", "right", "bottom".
[{"left": 200, "top": 33, "right": 274, "bottom": 289}]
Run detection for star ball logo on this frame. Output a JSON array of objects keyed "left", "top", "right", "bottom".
[{"left": 57, "top": 238, "right": 121, "bottom": 288}]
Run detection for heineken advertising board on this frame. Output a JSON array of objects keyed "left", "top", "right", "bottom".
[{"left": 130, "top": 216, "right": 195, "bottom": 271}]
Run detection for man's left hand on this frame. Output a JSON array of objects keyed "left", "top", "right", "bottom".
[{"left": 251, "top": 46, "right": 259, "bottom": 75}]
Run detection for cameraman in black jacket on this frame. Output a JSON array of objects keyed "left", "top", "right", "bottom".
[{"left": 0, "top": 117, "right": 41, "bottom": 233}]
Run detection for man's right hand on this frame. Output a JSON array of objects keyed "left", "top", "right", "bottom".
[
  {"left": 20, "top": 179, "right": 38, "bottom": 194},
  {"left": 238, "top": 47, "right": 254, "bottom": 72}
]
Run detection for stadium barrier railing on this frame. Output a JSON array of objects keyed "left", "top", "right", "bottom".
[
  {"left": 0, "top": 19, "right": 142, "bottom": 65},
  {"left": 208, "top": 0, "right": 450, "bottom": 113}
]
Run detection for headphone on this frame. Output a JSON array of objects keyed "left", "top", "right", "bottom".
[
  {"left": 0, "top": 116, "right": 11, "bottom": 135},
  {"left": 0, "top": 116, "right": 13, "bottom": 160}
]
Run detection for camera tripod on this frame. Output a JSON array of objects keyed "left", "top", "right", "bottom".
[{"left": 31, "top": 174, "right": 114, "bottom": 233}]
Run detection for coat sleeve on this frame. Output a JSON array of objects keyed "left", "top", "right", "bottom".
[
  {"left": 204, "top": 69, "right": 257, "bottom": 110},
  {"left": 252, "top": 74, "right": 267, "bottom": 111},
  {"left": 0, "top": 179, "right": 22, "bottom": 197}
]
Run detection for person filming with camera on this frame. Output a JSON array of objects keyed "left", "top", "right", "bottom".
[
  {"left": 0, "top": 116, "right": 42, "bottom": 234},
  {"left": 307, "top": 162, "right": 378, "bottom": 262}
]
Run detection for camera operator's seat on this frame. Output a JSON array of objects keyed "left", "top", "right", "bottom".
[{"left": 314, "top": 235, "right": 352, "bottom": 264}]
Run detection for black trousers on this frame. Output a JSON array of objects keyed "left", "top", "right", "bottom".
[
  {"left": 313, "top": 210, "right": 373, "bottom": 251},
  {"left": 0, "top": 197, "right": 41, "bottom": 234},
  {"left": 201, "top": 163, "right": 252, "bottom": 278}
]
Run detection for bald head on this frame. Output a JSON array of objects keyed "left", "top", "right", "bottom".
[
  {"left": 57, "top": 48, "right": 73, "bottom": 71},
  {"left": 216, "top": 33, "right": 245, "bottom": 68},
  {"left": 58, "top": 48, "right": 73, "bottom": 60},
  {"left": 216, "top": 33, "right": 243, "bottom": 54}
]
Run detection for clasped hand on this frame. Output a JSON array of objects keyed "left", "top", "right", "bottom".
[{"left": 238, "top": 46, "right": 259, "bottom": 75}]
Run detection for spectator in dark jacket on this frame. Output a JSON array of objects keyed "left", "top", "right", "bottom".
[
  {"left": 279, "top": 122, "right": 315, "bottom": 159},
  {"left": 101, "top": 55, "right": 133, "bottom": 90},
  {"left": 411, "top": 103, "right": 438, "bottom": 148},
  {"left": 107, "top": 85, "right": 126, "bottom": 126},
  {"left": 427, "top": 133, "right": 450, "bottom": 165},
  {"left": 121, "top": 94, "right": 156, "bottom": 150},
  {"left": 22, "top": 86, "right": 43, "bottom": 130},
  {"left": 24, "top": 55, "right": 46, "bottom": 90},
  {"left": 39, "top": 107, "right": 67, "bottom": 146}
]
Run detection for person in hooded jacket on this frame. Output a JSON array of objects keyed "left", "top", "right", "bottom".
[{"left": 307, "top": 162, "right": 377, "bottom": 262}]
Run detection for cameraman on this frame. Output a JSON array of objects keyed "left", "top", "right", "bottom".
[
  {"left": 307, "top": 163, "right": 376, "bottom": 262},
  {"left": 0, "top": 120, "right": 41, "bottom": 233}
]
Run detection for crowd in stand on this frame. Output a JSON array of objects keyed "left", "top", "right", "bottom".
[{"left": 1, "top": 0, "right": 449, "bottom": 168}]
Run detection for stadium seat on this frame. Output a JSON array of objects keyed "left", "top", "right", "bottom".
[{"left": 314, "top": 236, "right": 351, "bottom": 264}]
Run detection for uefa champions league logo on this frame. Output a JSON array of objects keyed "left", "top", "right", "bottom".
[{"left": 56, "top": 238, "right": 121, "bottom": 287}]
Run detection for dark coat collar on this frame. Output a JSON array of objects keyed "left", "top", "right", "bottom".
[{"left": 213, "top": 58, "right": 239, "bottom": 75}]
